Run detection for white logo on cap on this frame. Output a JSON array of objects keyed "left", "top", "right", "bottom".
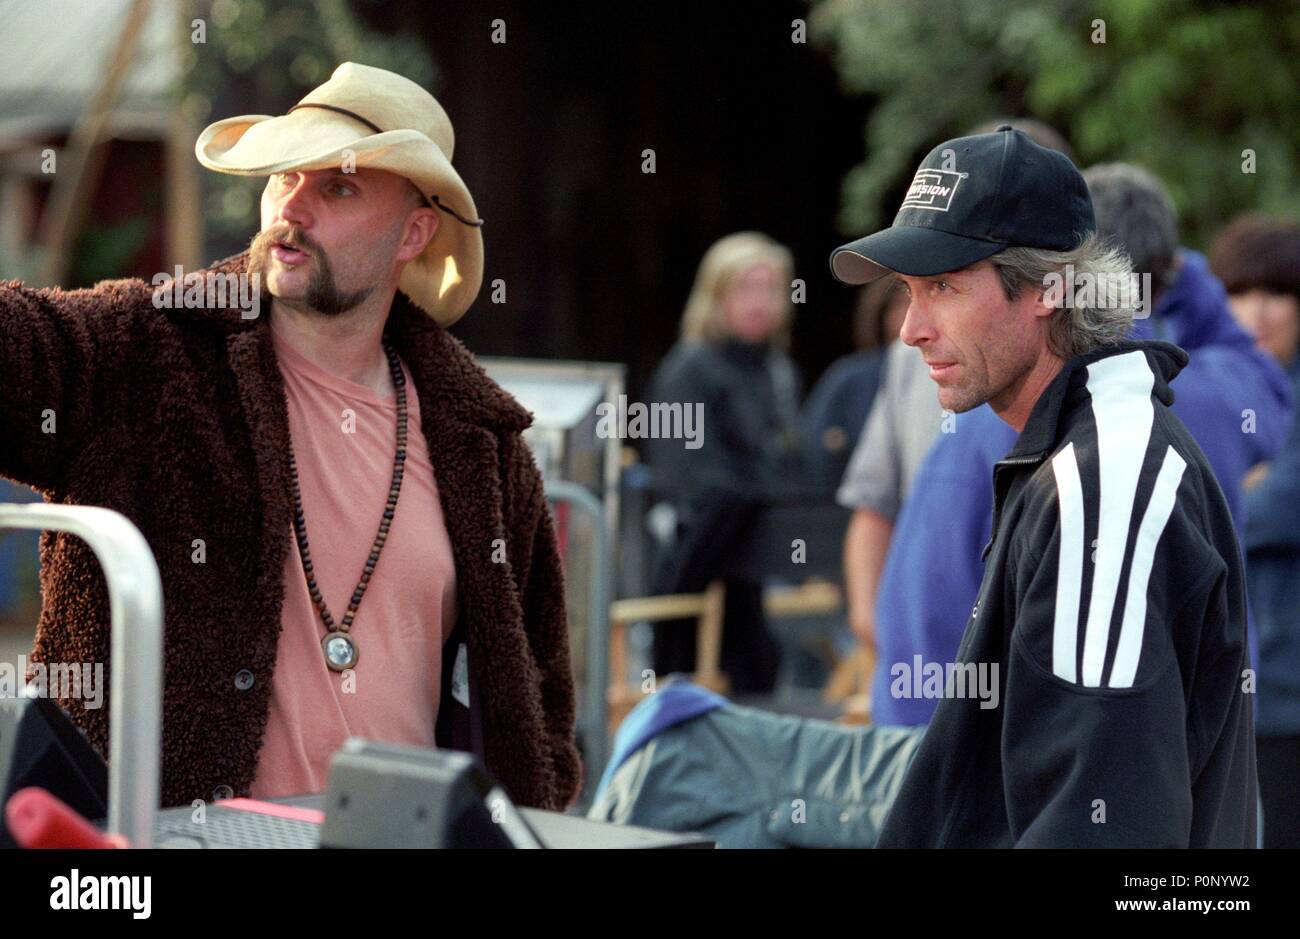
[{"left": 900, "top": 169, "right": 968, "bottom": 212}]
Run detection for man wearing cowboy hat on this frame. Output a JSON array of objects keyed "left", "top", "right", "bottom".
[{"left": 0, "top": 63, "right": 582, "bottom": 811}]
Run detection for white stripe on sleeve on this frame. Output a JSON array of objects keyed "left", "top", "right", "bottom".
[
  {"left": 1080, "top": 352, "right": 1155, "bottom": 687},
  {"left": 1051, "top": 442, "right": 1085, "bottom": 683},
  {"left": 1108, "top": 445, "right": 1187, "bottom": 688}
]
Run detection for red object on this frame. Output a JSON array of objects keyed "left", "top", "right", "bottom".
[
  {"left": 217, "top": 797, "right": 325, "bottom": 825},
  {"left": 4, "top": 787, "right": 127, "bottom": 849}
]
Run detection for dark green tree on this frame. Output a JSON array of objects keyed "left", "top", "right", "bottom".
[
  {"left": 810, "top": 0, "right": 1300, "bottom": 248},
  {"left": 180, "top": 0, "right": 436, "bottom": 252}
]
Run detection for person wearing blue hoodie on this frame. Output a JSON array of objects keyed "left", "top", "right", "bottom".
[
  {"left": 869, "top": 163, "right": 1292, "bottom": 729},
  {"left": 1211, "top": 214, "right": 1300, "bottom": 848}
]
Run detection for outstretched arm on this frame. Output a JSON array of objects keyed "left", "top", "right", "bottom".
[{"left": 0, "top": 279, "right": 134, "bottom": 491}]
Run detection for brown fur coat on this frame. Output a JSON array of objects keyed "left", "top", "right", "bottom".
[{"left": 0, "top": 252, "right": 581, "bottom": 810}]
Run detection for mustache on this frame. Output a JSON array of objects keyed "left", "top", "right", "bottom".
[{"left": 254, "top": 227, "right": 322, "bottom": 258}]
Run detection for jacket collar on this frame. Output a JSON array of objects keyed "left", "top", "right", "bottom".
[
  {"left": 1005, "top": 339, "right": 1189, "bottom": 463},
  {"left": 180, "top": 250, "right": 532, "bottom": 433}
]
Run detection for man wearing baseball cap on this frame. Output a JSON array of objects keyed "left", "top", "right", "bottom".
[
  {"left": 830, "top": 126, "right": 1256, "bottom": 846},
  {"left": 0, "top": 63, "right": 580, "bottom": 812}
]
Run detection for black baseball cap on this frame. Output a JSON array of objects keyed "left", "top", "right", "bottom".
[{"left": 829, "top": 125, "right": 1095, "bottom": 284}]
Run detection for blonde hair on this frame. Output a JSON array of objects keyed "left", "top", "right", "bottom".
[{"left": 679, "top": 232, "right": 796, "bottom": 345}]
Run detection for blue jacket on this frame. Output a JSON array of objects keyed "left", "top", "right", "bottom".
[
  {"left": 1245, "top": 355, "right": 1300, "bottom": 734},
  {"left": 801, "top": 348, "right": 886, "bottom": 493},
  {"left": 870, "top": 250, "right": 1290, "bottom": 726},
  {"left": 1127, "top": 251, "right": 1294, "bottom": 528}
]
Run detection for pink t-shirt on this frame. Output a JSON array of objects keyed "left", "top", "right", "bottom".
[{"left": 249, "top": 329, "right": 457, "bottom": 799}]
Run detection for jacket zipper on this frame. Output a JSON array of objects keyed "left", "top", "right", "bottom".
[{"left": 981, "top": 454, "right": 1044, "bottom": 561}]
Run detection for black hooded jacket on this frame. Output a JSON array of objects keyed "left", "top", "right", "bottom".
[{"left": 878, "top": 340, "right": 1257, "bottom": 847}]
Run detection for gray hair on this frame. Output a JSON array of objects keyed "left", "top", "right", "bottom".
[
  {"left": 987, "top": 232, "right": 1137, "bottom": 359},
  {"left": 1082, "top": 162, "right": 1179, "bottom": 297}
]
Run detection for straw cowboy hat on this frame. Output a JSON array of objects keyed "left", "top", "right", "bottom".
[{"left": 195, "top": 61, "right": 483, "bottom": 325}]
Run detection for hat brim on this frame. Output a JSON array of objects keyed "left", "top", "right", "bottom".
[
  {"left": 830, "top": 225, "right": 1006, "bottom": 285},
  {"left": 195, "top": 111, "right": 482, "bottom": 327}
]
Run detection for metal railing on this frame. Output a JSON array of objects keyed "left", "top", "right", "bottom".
[
  {"left": 0, "top": 503, "right": 162, "bottom": 848},
  {"left": 543, "top": 481, "right": 610, "bottom": 791},
  {"left": 1, "top": 486, "right": 605, "bottom": 839}
]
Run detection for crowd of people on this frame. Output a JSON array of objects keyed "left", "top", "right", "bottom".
[{"left": 640, "top": 123, "right": 1300, "bottom": 847}]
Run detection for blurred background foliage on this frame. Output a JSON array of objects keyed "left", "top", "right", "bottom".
[
  {"left": 179, "top": 0, "right": 437, "bottom": 255},
  {"left": 810, "top": 0, "right": 1300, "bottom": 249}
]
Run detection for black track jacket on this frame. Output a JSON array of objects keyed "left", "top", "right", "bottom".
[{"left": 877, "top": 340, "right": 1257, "bottom": 847}]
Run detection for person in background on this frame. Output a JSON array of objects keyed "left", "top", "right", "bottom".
[
  {"left": 835, "top": 320, "right": 942, "bottom": 653},
  {"left": 801, "top": 277, "right": 908, "bottom": 495},
  {"left": 838, "top": 117, "right": 1074, "bottom": 654},
  {"left": 866, "top": 162, "right": 1290, "bottom": 728},
  {"left": 1099, "top": 165, "right": 1292, "bottom": 535},
  {"left": 1211, "top": 215, "right": 1300, "bottom": 848},
  {"left": 645, "top": 231, "right": 804, "bottom": 694}
]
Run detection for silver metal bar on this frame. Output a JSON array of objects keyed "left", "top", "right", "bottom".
[
  {"left": 543, "top": 480, "right": 610, "bottom": 789},
  {"left": 0, "top": 502, "right": 161, "bottom": 848}
]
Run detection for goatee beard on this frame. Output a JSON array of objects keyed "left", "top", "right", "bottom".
[{"left": 248, "top": 229, "right": 374, "bottom": 317}]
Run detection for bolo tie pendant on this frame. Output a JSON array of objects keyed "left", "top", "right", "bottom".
[
  {"left": 287, "top": 338, "right": 408, "bottom": 673},
  {"left": 322, "top": 631, "right": 358, "bottom": 671}
]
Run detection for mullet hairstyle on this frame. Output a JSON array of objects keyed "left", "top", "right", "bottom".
[{"left": 987, "top": 232, "right": 1137, "bottom": 360}]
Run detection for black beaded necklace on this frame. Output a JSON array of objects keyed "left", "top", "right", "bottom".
[{"left": 287, "top": 337, "right": 407, "bottom": 672}]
